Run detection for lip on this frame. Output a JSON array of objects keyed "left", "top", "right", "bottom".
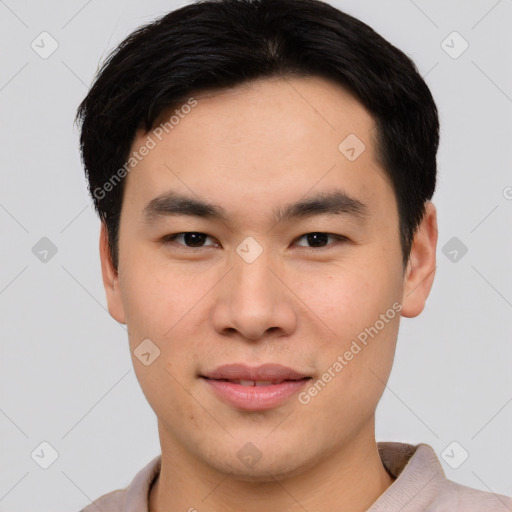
[
  {"left": 200, "top": 364, "right": 312, "bottom": 411},
  {"left": 201, "top": 363, "right": 309, "bottom": 382}
]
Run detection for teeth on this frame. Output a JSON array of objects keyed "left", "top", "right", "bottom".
[{"left": 232, "top": 380, "right": 280, "bottom": 386}]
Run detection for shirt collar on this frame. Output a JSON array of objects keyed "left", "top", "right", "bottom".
[{"left": 368, "top": 442, "right": 447, "bottom": 510}]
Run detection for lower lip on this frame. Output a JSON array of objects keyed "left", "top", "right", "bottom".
[{"left": 202, "top": 378, "right": 310, "bottom": 411}]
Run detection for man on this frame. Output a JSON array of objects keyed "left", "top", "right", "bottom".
[{"left": 76, "top": 0, "right": 512, "bottom": 510}]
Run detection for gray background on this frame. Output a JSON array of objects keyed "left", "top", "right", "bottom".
[{"left": 0, "top": 0, "right": 511, "bottom": 510}]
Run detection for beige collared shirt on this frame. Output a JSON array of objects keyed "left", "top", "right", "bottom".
[{"left": 80, "top": 442, "right": 512, "bottom": 511}]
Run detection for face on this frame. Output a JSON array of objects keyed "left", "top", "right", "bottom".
[{"left": 100, "top": 75, "right": 437, "bottom": 480}]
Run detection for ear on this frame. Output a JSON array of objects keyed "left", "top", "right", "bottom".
[
  {"left": 401, "top": 201, "right": 438, "bottom": 318},
  {"left": 99, "top": 221, "right": 126, "bottom": 324}
]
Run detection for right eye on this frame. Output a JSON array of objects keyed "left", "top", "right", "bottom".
[{"left": 160, "top": 232, "right": 220, "bottom": 248}]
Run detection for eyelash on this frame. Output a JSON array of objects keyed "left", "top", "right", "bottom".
[{"left": 159, "top": 232, "right": 349, "bottom": 250}]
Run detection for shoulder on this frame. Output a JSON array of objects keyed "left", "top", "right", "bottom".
[
  {"left": 430, "top": 479, "right": 512, "bottom": 511},
  {"left": 374, "top": 442, "right": 512, "bottom": 512},
  {"left": 80, "top": 489, "right": 126, "bottom": 512},
  {"left": 78, "top": 454, "right": 161, "bottom": 512}
]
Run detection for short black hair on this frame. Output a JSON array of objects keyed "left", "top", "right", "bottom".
[{"left": 76, "top": 0, "right": 439, "bottom": 271}]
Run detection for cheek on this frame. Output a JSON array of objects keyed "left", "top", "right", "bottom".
[
  {"left": 293, "top": 261, "right": 402, "bottom": 401},
  {"left": 120, "top": 254, "right": 205, "bottom": 341},
  {"left": 293, "top": 261, "right": 401, "bottom": 341},
  {"left": 120, "top": 259, "right": 204, "bottom": 416},
  {"left": 297, "top": 268, "right": 401, "bottom": 430}
]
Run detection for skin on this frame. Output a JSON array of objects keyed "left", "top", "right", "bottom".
[{"left": 99, "top": 75, "right": 437, "bottom": 511}]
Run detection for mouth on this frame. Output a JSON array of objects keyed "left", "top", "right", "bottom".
[
  {"left": 201, "top": 362, "right": 311, "bottom": 382},
  {"left": 205, "top": 378, "right": 309, "bottom": 386},
  {"left": 200, "top": 364, "right": 312, "bottom": 410}
]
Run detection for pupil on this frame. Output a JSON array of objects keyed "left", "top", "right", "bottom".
[
  {"left": 307, "top": 233, "right": 328, "bottom": 247},
  {"left": 185, "top": 232, "right": 206, "bottom": 247}
]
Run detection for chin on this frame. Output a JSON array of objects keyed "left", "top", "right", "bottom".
[{"left": 206, "top": 451, "right": 317, "bottom": 483}]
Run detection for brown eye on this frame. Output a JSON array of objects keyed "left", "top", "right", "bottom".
[
  {"left": 294, "top": 232, "right": 347, "bottom": 248},
  {"left": 162, "top": 232, "right": 218, "bottom": 248}
]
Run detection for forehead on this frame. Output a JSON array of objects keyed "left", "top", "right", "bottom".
[{"left": 123, "top": 75, "right": 392, "bottom": 222}]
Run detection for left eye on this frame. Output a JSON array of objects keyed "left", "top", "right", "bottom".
[
  {"left": 161, "top": 232, "right": 346, "bottom": 249},
  {"left": 294, "top": 232, "right": 347, "bottom": 248}
]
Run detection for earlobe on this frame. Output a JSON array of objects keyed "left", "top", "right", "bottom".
[
  {"left": 99, "top": 222, "right": 127, "bottom": 324},
  {"left": 401, "top": 201, "right": 438, "bottom": 318}
]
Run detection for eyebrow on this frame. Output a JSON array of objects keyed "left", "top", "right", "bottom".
[{"left": 142, "top": 189, "right": 369, "bottom": 225}]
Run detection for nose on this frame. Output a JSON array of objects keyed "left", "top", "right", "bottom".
[{"left": 210, "top": 248, "right": 298, "bottom": 342}]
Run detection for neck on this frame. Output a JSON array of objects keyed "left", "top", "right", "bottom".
[{"left": 149, "top": 420, "right": 395, "bottom": 512}]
